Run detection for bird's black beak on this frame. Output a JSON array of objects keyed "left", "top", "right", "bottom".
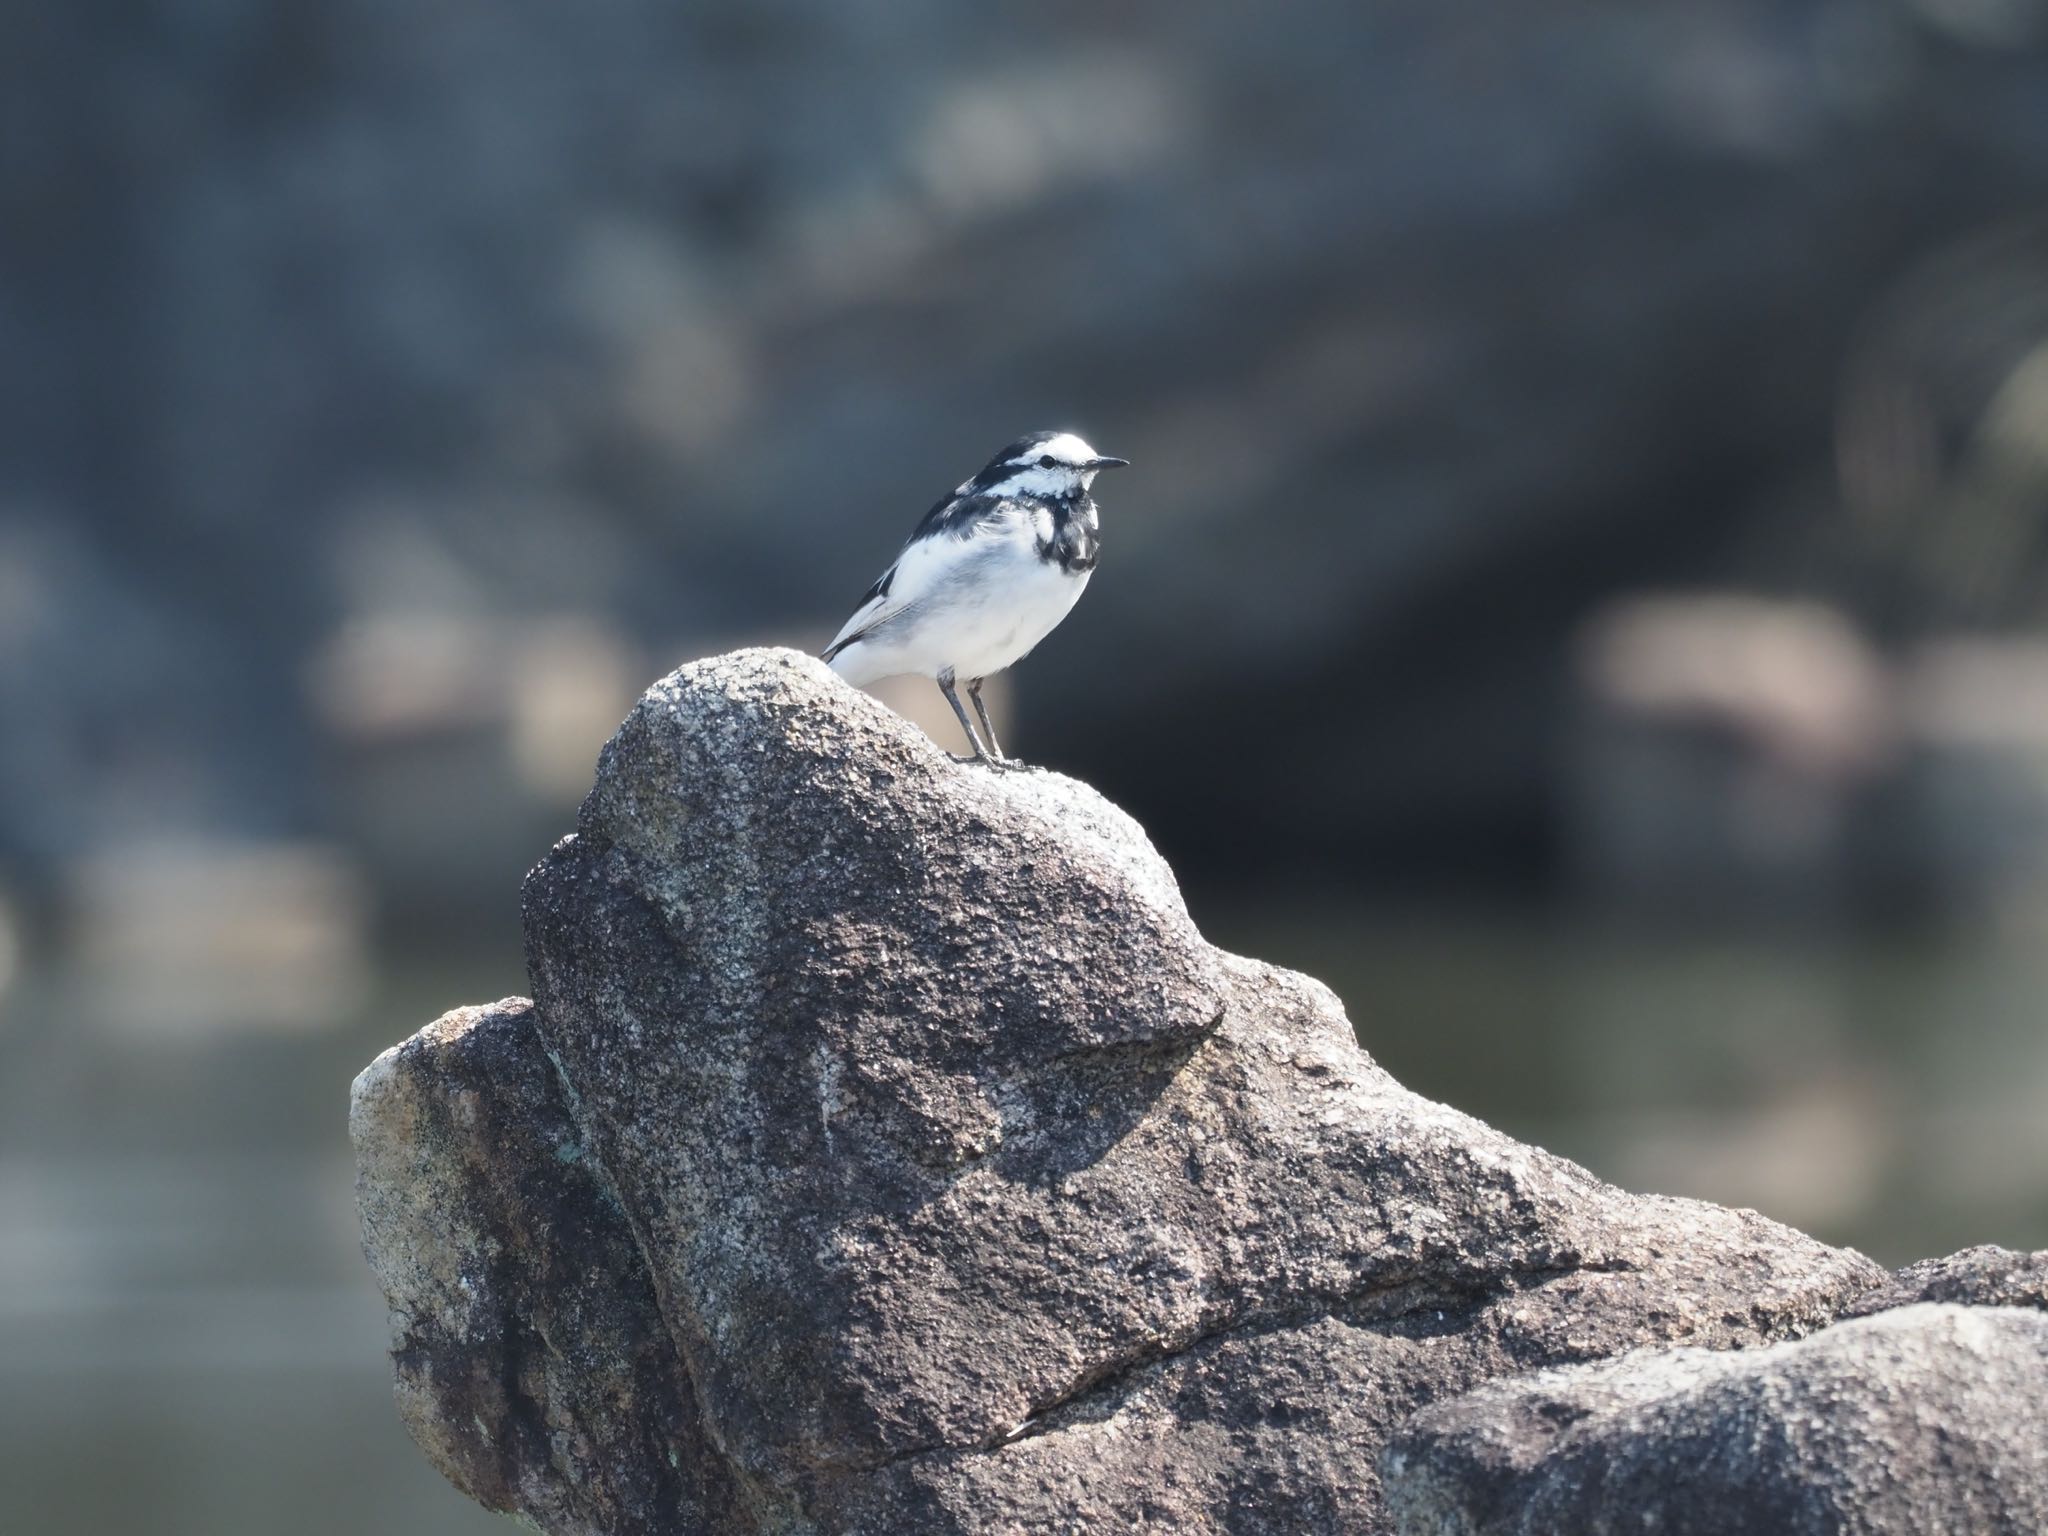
[{"left": 1085, "top": 456, "right": 1130, "bottom": 471}]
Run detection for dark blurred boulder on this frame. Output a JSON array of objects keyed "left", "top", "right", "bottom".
[
  {"left": 352, "top": 649, "right": 1885, "bottom": 1532},
  {"left": 1381, "top": 1301, "right": 2048, "bottom": 1536},
  {"left": 1563, "top": 600, "right": 2048, "bottom": 924},
  {"left": 17, "top": 3, "right": 2048, "bottom": 897}
]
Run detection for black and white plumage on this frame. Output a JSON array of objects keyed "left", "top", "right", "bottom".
[{"left": 823, "top": 430, "right": 1128, "bottom": 765}]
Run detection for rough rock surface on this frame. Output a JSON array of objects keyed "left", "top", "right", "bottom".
[
  {"left": 352, "top": 647, "right": 1887, "bottom": 1533},
  {"left": 1381, "top": 1302, "right": 2048, "bottom": 1536},
  {"left": 352, "top": 997, "right": 748, "bottom": 1534},
  {"left": 1841, "top": 1243, "right": 2048, "bottom": 1319}
]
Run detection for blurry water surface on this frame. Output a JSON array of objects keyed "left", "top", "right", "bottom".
[{"left": 0, "top": 956, "right": 511, "bottom": 1536}]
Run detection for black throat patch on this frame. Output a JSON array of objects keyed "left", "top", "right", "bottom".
[{"left": 1036, "top": 494, "right": 1100, "bottom": 576}]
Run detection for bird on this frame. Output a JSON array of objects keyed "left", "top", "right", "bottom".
[{"left": 823, "top": 430, "right": 1128, "bottom": 767}]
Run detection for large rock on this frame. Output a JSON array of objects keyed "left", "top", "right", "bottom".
[
  {"left": 352, "top": 647, "right": 1885, "bottom": 1532},
  {"left": 1380, "top": 1301, "right": 2048, "bottom": 1536}
]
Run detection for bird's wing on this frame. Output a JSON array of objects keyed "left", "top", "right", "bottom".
[
  {"left": 822, "top": 563, "right": 901, "bottom": 660},
  {"left": 823, "top": 493, "right": 1007, "bottom": 660}
]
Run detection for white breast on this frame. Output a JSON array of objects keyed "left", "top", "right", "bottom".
[
  {"left": 943, "top": 533, "right": 1091, "bottom": 680},
  {"left": 831, "top": 506, "right": 1091, "bottom": 684}
]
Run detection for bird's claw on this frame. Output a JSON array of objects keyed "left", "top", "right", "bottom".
[{"left": 949, "top": 752, "right": 1029, "bottom": 771}]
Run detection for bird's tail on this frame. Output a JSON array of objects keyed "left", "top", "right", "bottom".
[{"left": 823, "top": 635, "right": 885, "bottom": 686}]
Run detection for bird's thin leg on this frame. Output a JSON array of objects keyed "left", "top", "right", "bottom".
[
  {"left": 937, "top": 670, "right": 991, "bottom": 762},
  {"left": 966, "top": 679, "right": 1008, "bottom": 763}
]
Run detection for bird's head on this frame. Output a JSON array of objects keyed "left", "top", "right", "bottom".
[{"left": 963, "top": 430, "right": 1129, "bottom": 501}]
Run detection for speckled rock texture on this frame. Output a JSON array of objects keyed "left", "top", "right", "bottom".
[
  {"left": 353, "top": 647, "right": 1891, "bottom": 1534},
  {"left": 1381, "top": 1301, "right": 2048, "bottom": 1536},
  {"left": 1840, "top": 1243, "right": 2048, "bottom": 1319},
  {"left": 351, "top": 997, "right": 747, "bottom": 1535}
]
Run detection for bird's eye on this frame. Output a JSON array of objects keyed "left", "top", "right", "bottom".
[{"left": 1037, "top": 455, "right": 1056, "bottom": 469}]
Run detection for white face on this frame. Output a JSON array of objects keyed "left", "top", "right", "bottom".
[{"left": 988, "top": 434, "right": 1109, "bottom": 499}]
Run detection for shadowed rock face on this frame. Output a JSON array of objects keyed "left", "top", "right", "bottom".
[
  {"left": 1381, "top": 1301, "right": 2048, "bottom": 1536},
  {"left": 352, "top": 998, "right": 747, "bottom": 1535},
  {"left": 352, "top": 647, "right": 1887, "bottom": 1533}
]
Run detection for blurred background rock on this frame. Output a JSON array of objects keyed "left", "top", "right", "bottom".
[{"left": 4, "top": 2, "right": 2048, "bottom": 1531}]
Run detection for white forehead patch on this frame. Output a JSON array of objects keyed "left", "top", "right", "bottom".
[
  {"left": 960, "top": 432, "right": 1111, "bottom": 499},
  {"left": 1016, "top": 432, "right": 1096, "bottom": 467}
]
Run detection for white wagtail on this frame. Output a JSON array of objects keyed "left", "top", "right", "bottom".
[{"left": 823, "top": 430, "right": 1128, "bottom": 766}]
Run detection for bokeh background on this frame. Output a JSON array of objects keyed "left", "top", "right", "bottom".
[{"left": 7, "top": 3, "right": 2048, "bottom": 1530}]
